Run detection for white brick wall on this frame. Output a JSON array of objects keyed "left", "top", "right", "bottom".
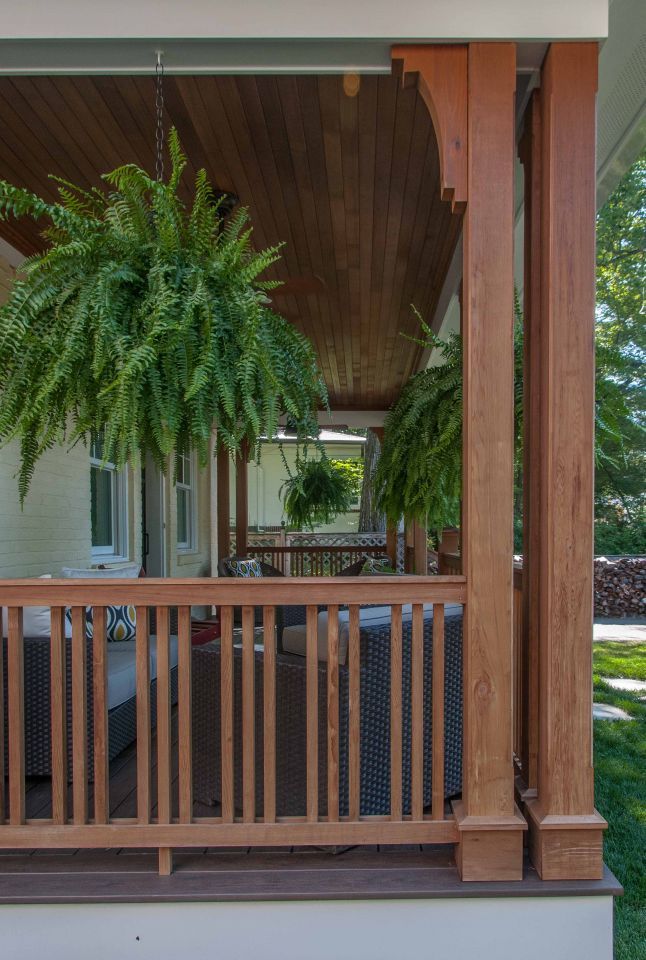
[{"left": 0, "top": 437, "right": 92, "bottom": 577}]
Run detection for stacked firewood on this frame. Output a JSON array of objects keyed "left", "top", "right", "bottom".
[{"left": 594, "top": 556, "right": 646, "bottom": 617}]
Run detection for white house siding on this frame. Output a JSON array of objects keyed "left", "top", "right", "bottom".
[{"left": 229, "top": 437, "right": 365, "bottom": 533}]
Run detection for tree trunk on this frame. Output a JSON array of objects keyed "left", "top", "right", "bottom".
[{"left": 359, "top": 429, "right": 386, "bottom": 532}]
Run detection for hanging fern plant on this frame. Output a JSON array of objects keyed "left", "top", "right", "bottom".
[
  {"left": 281, "top": 455, "right": 354, "bottom": 530},
  {"left": 0, "top": 130, "right": 327, "bottom": 502}
]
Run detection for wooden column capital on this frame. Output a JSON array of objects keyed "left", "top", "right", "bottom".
[{"left": 391, "top": 44, "right": 467, "bottom": 212}]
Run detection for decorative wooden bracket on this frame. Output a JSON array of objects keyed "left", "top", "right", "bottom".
[{"left": 391, "top": 45, "right": 467, "bottom": 213}]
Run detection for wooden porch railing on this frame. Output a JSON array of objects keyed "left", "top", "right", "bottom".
[
  {"left": 247, "top": 544, "right": 388, "bottom": 576},
  {"left": 436, "top": 551, "right": 531, "bottom": 790},
  {"left": 0, "top": 575, "right": 465, "bottom": 873}
]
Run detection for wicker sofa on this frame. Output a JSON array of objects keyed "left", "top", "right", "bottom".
[
  {"left": 192, "top": 603, "right": 463, "bottom": 817},
  {"left": 3, "top": 613, "right": 178, "bottom": 778}
]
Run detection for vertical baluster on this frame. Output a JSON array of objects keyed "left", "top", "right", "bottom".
[
  {"left": 50, "top": 607, "right": 67, "bottom": 825},
  {"left": 411, "top": 603, "right": 424, "bottom": 821},
  {"left": 348, "top": 604, "right": 360, "bottom": 821},
  {"left": 92, "top": 606, "right": 109, "bottom": 824},
  {"left": 0, "top": 609, "right": 4, "bottom": 824},
  {"left": 71, "top": 606, "right": 87, "bottom": 825},
  {"left": 390, "top": 604, "right": 403, "bottom": 821},
  {"left": 242, "top": 605, "right": 255, "bottom": 823},
  {"left": 220, "top": 606, "right": 234, "bottom": 822},
  {"left": 178, "top": 605, "right": 192, "bottom": 823},
  {"left": 156, "top": 606, "right": 172, "bottom": 873},
  {"left": 7, "top": 607, "right": 25, "bottom": 825},
  {"left": 135, "top": 606, "right": 151, "bottom": 823},
  {"left": 306, "top": 604, "right": 318, "bottom": 821},
  {"left": 327, "top": 604, "right": 340, "bottom": 822},
  {"left": 263, "top": 606, "right": 276, "bottom": 823},
  {"left": 431, "top": 604, "right": 445, "bottom": 820}
]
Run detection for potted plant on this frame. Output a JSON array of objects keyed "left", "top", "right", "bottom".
[{"left": 0, "top": 130, "right": 327, "bottom": 501}]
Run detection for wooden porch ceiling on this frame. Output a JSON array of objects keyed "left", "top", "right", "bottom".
[{"left": 0, "top": 74, "right": 461, "bottom": 409}]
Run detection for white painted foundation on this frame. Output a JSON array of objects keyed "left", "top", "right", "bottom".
[{"left": 0, "top": 896, "right": 614, "bottom": 960}]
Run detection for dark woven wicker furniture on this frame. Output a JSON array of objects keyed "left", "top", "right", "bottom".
[
  {"left": 3, "top": 632, "right": 178, "bottom": 779},
  {"left": 192, "top": 605, "right": 463, "bottom": 817}
]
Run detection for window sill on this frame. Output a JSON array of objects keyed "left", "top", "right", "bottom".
[{"left": 90, "top": 554, "right": 130, "bottom": 566}]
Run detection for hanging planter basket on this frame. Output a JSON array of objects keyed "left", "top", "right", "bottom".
[{"left": 0, "top": 130, "right": 327, "bottom": 502}]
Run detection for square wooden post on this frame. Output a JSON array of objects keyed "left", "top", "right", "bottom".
[
  {"left": 216, "top": 443, "right": 231, "bottom": 564},
  {"left": 525, "top": 42, "right": 607, "bottom": 880},
  {"left": 452, "top": 42, "right": 526, "bottom": 880},
  {"left": 235, "top": 440, "right": 249, "bottom": 558}
]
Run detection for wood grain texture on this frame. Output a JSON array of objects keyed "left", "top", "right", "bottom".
[
  {"left": 263, "top": 606, "right": 276, "bottom": 824},
  {"left": 348, "top": 604, "right": 361, "bottom": 821},
  {"left": 135, "top": 607, "right": 151, "bottom": 824},
  {"left": 49, "top": 607, "right": 67, "bottom": 826},
  {"left": 0, "top": 576, "right": 466, "bottom": 608},
  {"left": 71, "top": 606, "right": 87, "bottom": 826},
  {"left": 306, "top": 605, "right": 318, "bottom": 822},
  {"left": 242, "top": 605, "right": 255, "bottom": 824},
  {"left": 390, "top": 604, "right": 403, "bottom": 822},
  {"left": 7, "top": 608, "right": 25, "bottom": 826},
  {"left": 326, "top": 605, "right": 340, "bottom": 823},
  {"left": 220, "top": 606, "right": 234, "bottom": 823},
  {"left": 91, "top": 606, "right": 109, "bottom": 825},
  {"left": 431, "top": 603, "right": 445, "bottom": 820},
  {"left": 410, "top": 604, "right": 424, "bottom": 821},
  {"left": 0, "top": 74, "right": 459, "bottom": 409},
  {"left": 461, "top": 42, "right": 516, "bottom": 820},
  {"left": 155, "top": 607, "right": 172, "bottom": 826},
  {"left": 178, "top": 606, "right": 193, "bottom": 824}
]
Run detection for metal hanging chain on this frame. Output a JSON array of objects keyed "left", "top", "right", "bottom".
[{"left": 155, "top": 51, "right": 165, "bottom": 183}]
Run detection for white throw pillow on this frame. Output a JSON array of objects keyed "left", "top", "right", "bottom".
[
  {"left": 61, "top": 562, "right": 140, "bottom": 579},
  {"left": 2, "top": 574, "right": 72, "bottom": 639}
]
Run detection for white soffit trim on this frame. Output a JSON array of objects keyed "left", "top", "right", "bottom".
[{"left": 0, "top": 0, "right": 609, "bottom": 42}]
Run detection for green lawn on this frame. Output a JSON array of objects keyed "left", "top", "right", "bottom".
[{"left": 593, "top": 640, "right": 646, "bottom": 960}]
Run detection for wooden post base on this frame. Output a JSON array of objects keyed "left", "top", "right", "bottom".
[
  {"left": 158, "top": 847, "right": 173, "bottom": 876},
  {"left": 526, "top": 800, "right": 607, "bottom": 880},
  {"left": 452, "top": 800, "right": 527, "bottom": 881}
]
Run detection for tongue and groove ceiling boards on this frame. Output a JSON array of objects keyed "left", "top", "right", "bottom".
[{"left": 0, "top": 74, "right": 461, "bottom": 409}]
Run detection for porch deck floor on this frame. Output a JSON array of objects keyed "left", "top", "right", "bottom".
[{"left": 0, "top": 730, "right": 621, "bottom": 903}]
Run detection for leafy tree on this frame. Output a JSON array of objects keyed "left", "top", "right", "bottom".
[
  {"left": 594, "top": 151, "right": 645, "bottom": 554},
  {"left": 0, "top": 130, "right": 327, "bottom": 503},
  {"left": 329, "top": 457, "right": 363, "bottom": 503}
]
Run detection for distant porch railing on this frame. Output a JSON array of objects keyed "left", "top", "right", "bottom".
[
  {"left": 0, "top": 575, "right": 465, "bottom": 873},
  {"left": 246, "top": 544, "right": 388, "bottom": 576}
]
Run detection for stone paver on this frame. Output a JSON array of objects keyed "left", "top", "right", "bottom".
[
  {"left": 601, "top": 677, "right": 646, "bottom": 694},
  {"left": 593, "top": 703, "right": 633, "bottom": 721}
]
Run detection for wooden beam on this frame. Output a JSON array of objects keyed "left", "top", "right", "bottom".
[
  {"left": 454, "top": 42, "right": 525, "bottom": 881},
  {"left": 517, "top": 91, "right": 541, "bottom": 798},
  {"left": 525, "top": 42, "right": 606, "bottom": 880},
  {"left": 391, "top": 45, "right": 468, "bottom": 212},
  {"left": 235, "top": 440, "right": 249, "bottom": 558},
  {"left": 216, "top": 442, "right": 231, "bottom": 563}
]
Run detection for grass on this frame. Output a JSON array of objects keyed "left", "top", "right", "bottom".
[{"left": 593, "top": 640, "right": 646, "bottom": 960}]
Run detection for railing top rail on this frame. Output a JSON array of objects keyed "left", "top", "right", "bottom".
[
  {"left": 0, "top": 575, "right": 466, "bottom": 607},
  {"left": 247, "top": 544, "right": 387, "bottom": 554}
]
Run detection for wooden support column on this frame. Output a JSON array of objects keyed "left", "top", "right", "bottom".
[
  {"left": 453, "top": 42, "right": 526, "bottom": 880},
  {"left": 216, "top": 443, "right": 231, "bottom": 563},
  {"left": 525, "top": 42, "right": 606, "bottom": 881},
  {"left": 517, "top": 91, "right": 541, "bottom": 800},
  {"left": 235, "top": 440, "right": 249, "bottom": 558},
  {"left": 412, "top": 520, "right": 428, "bottom": 575}
]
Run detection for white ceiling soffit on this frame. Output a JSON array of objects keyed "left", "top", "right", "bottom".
[
  {"left": 597, "top": 0, "right": 646, "bottom": 206},
  {"left": 0, "top": 0, "right": 609, "bottom": 43}
]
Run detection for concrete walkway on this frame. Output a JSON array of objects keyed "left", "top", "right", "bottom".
[{"left": 593, "top": 619, "right": 646, "bottom": 643}]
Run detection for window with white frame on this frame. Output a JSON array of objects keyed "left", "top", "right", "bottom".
[
  {"left": 90, "top": 434, "right": 128, "bottom": 561},
  {"left": 176, "top": 450, "right": 197, "bottom": 551}
]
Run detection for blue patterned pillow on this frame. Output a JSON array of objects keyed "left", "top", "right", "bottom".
[
  {"left": 223, "top": 558, "right": 264, "bottom": 578},
  {"left": 66, "top": 604, "right": 136, "bottom": 642}
]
